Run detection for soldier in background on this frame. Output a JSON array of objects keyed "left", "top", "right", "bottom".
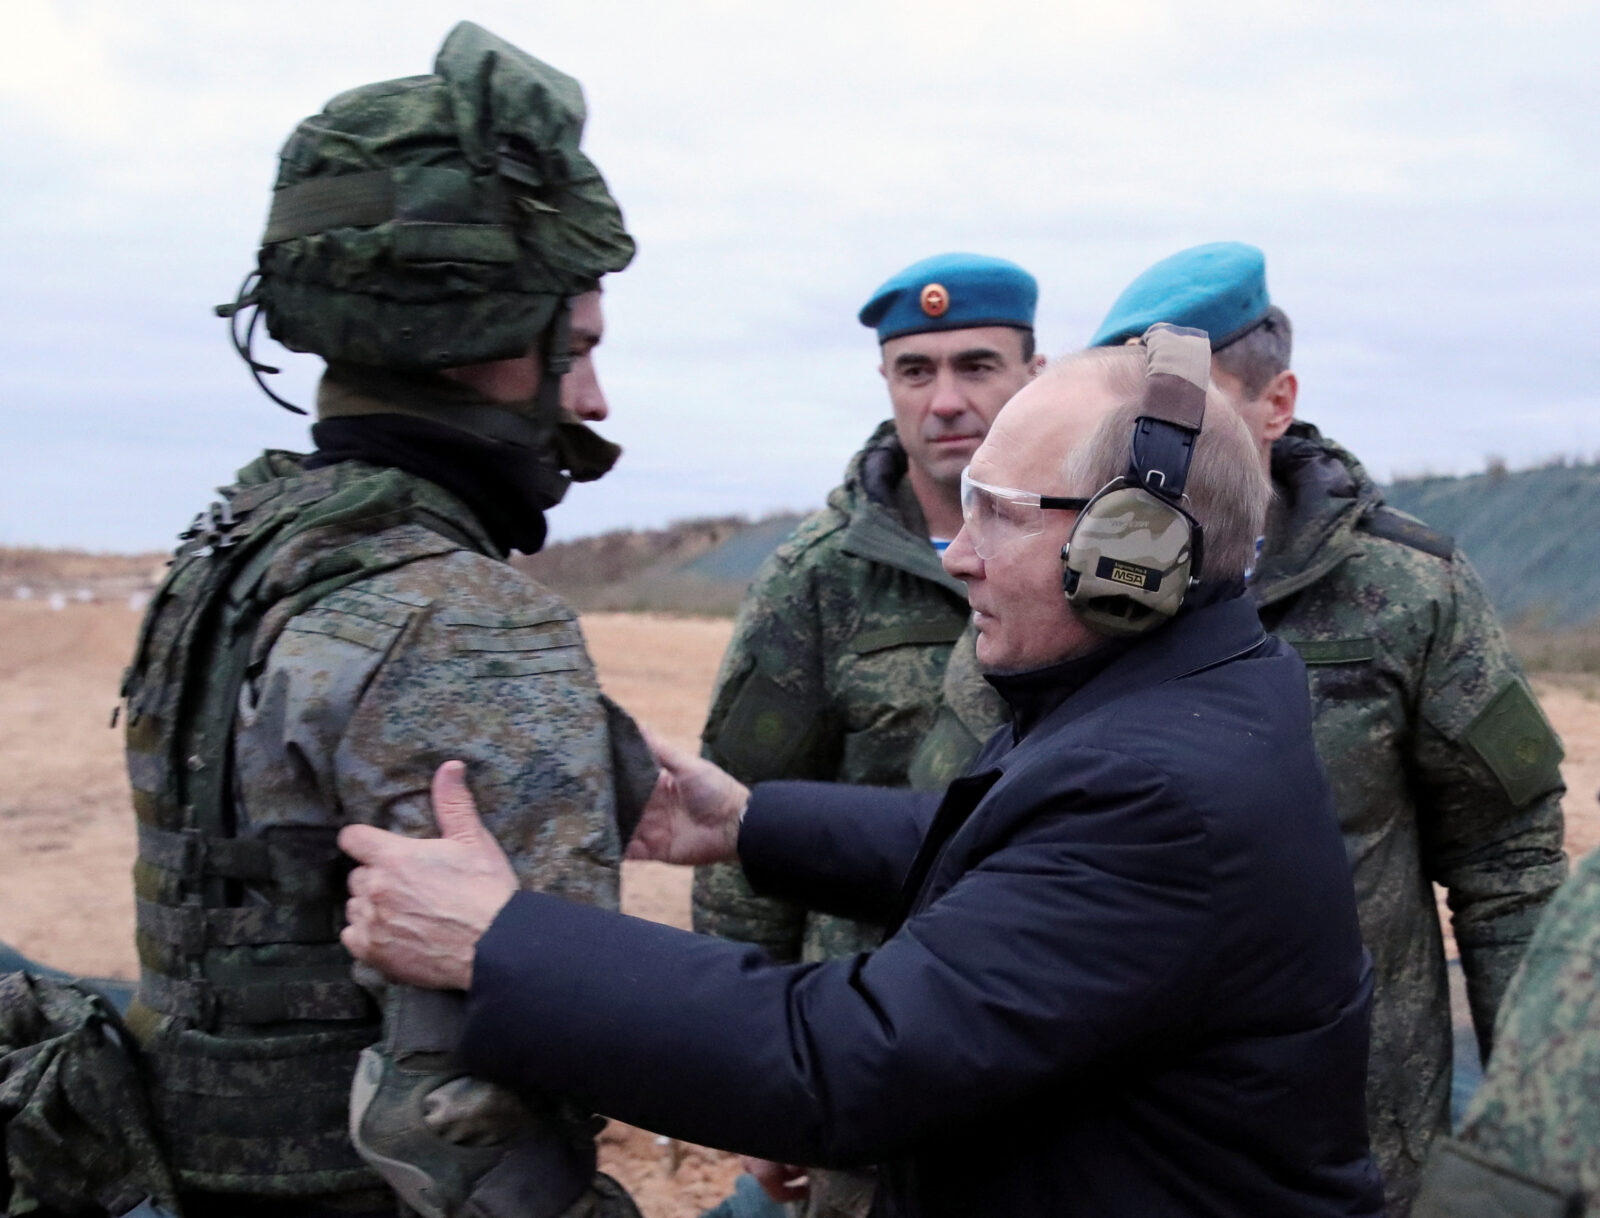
[
  {"left": 115, "top": 24, "right": 648, "bottom": 1218},
  {"left": 1413, "top": 843, "right": 1600, "bottom": 1215},
  {"left": 1089, "top": 242, "right": 1569, "bottom": 1216},
  {"left": 693, "top": 252, "right": 1042, "bottom": 1216}
]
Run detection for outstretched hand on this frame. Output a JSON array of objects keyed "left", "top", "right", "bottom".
[
  {"left": 339, "top": 761, "right": 517, "bottom": 991},
  {"left": 625, "top": 728, "right": 750, "bottom": 866}
]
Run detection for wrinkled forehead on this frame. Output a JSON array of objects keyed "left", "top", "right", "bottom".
[
  {"left": 880, "top": 324, "right": 1027, "bottom": 366},
  {"left": 969, "top": 366, "right": 1122, "bottom": 491}
]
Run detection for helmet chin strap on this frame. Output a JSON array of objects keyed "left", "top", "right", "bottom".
[
  {"left": 215, "top": 271, "right": 307, "bottom": 415},
  {"left": 528, "top": 296, "right": 572, "bottom": 416}
]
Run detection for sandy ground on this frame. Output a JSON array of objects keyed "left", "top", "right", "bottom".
[
  {"left": 3, "top": 599, "right": 1598, "bottom": 1213},
  {"left": 0, "top": 602, "right": 743, "bottom": 1216}
]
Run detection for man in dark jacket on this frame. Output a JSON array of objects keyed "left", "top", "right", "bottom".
[
  {"left": 1091, "top": 243, "right": 1568, "bottom": 1215},
  {"left": 339, "top": 329, "right": 1385, "bottom": 1217}
]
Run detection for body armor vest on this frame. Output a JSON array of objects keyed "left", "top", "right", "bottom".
[{"left": 120, "top": 453, "right": 495, "bottom": 1197}]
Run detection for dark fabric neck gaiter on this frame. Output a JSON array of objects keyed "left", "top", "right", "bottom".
[{"left": 306, "top": 414, "right": 552, "bottom": 554}]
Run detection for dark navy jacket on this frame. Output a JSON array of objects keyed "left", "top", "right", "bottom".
[{"left": 463, "top": 596, "right": 1384, "bottom": 1217}]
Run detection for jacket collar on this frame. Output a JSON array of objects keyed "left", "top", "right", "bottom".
[
  {"left": 836, "top": 420, "right": 967, "bottom": 597},
  {"left": 985, "top": 641, "right": 1132, "bottom": 739},
  {"left": 985, "top": 594, "right": 1269, "bottom": 742},
  {"left": 1251, "top": 421, "right": 1382, "bottom": 608}
]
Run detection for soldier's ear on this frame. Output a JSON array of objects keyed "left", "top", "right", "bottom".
[{"left": 1260, "top": 370, "right": 1297, "bottom": 442}]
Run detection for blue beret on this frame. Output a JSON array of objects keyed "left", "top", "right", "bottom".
[
  {"left": 1090, "top": 242, "right": 1270, "bottom": 350},
  {"left": 858, "top": 253, "right": 1038, "bottom": 343}
]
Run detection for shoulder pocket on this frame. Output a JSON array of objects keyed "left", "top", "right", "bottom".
[
  {"left": 1463, "top": 679, "right": 1565, "bottom": 806},
  {"left": 711, "top": 670, "right": 827, "bottom": 781}
]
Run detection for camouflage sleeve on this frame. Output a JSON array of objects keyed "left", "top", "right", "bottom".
[
  {"left": 1444, "top": 846, "right": 1600, "bottom": 1201},
  {"left": 692, "top": 550, "right": 840, "bottom": 961},
  {"left": 239, "top": 558, "right": 623, "bottom": 927},
  {"left": 333, "top": 562, "right": 624, "bottom": 905},
  {"left": 1412, "top": 553, "right": 1568, "bottom": 1056}
]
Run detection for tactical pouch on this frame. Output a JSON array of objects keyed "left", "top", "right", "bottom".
[
  {"left": 349, "top": 988, "right": 596, "bottom": 1218},
  {"left": 1412, "top": 1138, "right": 1583, "bottom": 1218}
]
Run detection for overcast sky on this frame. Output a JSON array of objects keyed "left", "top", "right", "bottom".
[{"left": 3, "top": 0, "right": 1596, "bottom": 552}]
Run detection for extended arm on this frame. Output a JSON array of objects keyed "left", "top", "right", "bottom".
[
  {"left": 738, "top": 781, "right": 938, "bottom": 925},
  {"left": 461, "top": 756, "right": 1213, "bottom": 1167}
]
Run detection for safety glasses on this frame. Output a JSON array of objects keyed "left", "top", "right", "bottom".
[{"left": 959, "top": 468, "right": 1088, "bottom": 560}]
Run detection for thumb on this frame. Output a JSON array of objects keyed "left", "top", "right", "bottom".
[{"left": 432, "top": 760, "right": 488, "bottom": 845}]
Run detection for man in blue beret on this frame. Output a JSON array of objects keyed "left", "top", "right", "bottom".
[
  {"left": 692, "top": 252, "right": 1043, "bottom": 1217},
  {"left": 1092, "top": 242, "right": 1569, "bottom": 1217}
]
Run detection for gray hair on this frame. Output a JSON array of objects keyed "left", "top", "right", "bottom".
[
  {"left": 1213, "top": 305, "right": 1293, "bottom": 399},
  {"left": 1055, "top": 347, "right": 1269, "bottom": 583}
]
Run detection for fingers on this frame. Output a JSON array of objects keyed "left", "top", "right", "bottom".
[
  {"left": 641, "top": 726, "right": 696, "bottom": 775},
  {"left": 338, "top": 822, "right": 398, "bottom": 864},
  {"left": 431, "top": 760, "right": 486, "bottom": 844},
  {"left": 624, "top": 816, "right": 669, "bottom": 862},
  {"left": 340, "top": 909, "right": 370, "bottom": 961}
]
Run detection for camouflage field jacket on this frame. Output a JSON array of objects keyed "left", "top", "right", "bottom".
[
  {"left": 1413, "top": 843, "right": 1600, "bottom": 1215},
  {"left": 1255, "top": 422, "right": 1568, "bottom": 1216},
  {"left": 692, "top": 421, "right": 1002, "bottom": 964}
]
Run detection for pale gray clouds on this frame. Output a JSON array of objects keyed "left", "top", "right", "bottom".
[{"left": 3, "top": 0, "right": 1596, "bottom": 549}]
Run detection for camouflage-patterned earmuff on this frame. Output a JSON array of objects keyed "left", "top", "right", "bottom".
[{"left": 1061, "top": 323, "right": 1211, "bottom": 637}]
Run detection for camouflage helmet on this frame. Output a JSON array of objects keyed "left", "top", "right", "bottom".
[{"left": 249, "top": 22, "right": 634, "bottom": 371}]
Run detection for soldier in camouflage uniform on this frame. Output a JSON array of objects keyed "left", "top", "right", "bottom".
[
  {"left": 1410, "top": 842, "right": 1600, "bottom": 1216},
  {"left": 115, "top": 24, "right": 649, "bottom": 1218},
  {"left": 1090, "top": 242, "right": 1570, "bottom": 1217},
  {"left": 692, "top": 254, "right": 1039, "bottom": 1215}
]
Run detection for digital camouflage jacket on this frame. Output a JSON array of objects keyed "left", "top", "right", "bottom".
[
  {"left": 1254, "top": 422, "right": 1568, "bottom": 1217},
  {"left": 1412, "top": 843, "right": 1600, "bottom": 1217},
  {"left": 693, "top": 421, "right": 1001, "bottom": 965},
  {"left": 122, "top": 447, "right": 649, "bottom": 1217}
]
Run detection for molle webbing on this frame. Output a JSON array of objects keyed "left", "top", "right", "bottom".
[
  {"left": 138, "top": 973, "right": 373, "bottom": 1026},
  {"left": 121, "top": 458, "right": 499, "bottom": 1193},
  {"left": 134, "top": 898, "right": 342, "bottom": 955}
]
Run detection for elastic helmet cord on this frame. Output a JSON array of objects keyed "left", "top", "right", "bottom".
[{"left": 214, "top": 271, "right": 307, "bottom": 416}]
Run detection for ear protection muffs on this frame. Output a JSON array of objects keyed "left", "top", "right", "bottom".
[{"left": 1062, "top": 323, "right": 1212, "bottom": 637}]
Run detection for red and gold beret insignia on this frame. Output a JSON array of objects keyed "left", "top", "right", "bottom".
[{"left": 919, "top": 283, "right": 949, "bottom": 318}]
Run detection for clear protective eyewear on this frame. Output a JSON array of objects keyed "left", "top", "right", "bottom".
[{"left": 959, "top": 468, "right": 1088, "bottom": 560}]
